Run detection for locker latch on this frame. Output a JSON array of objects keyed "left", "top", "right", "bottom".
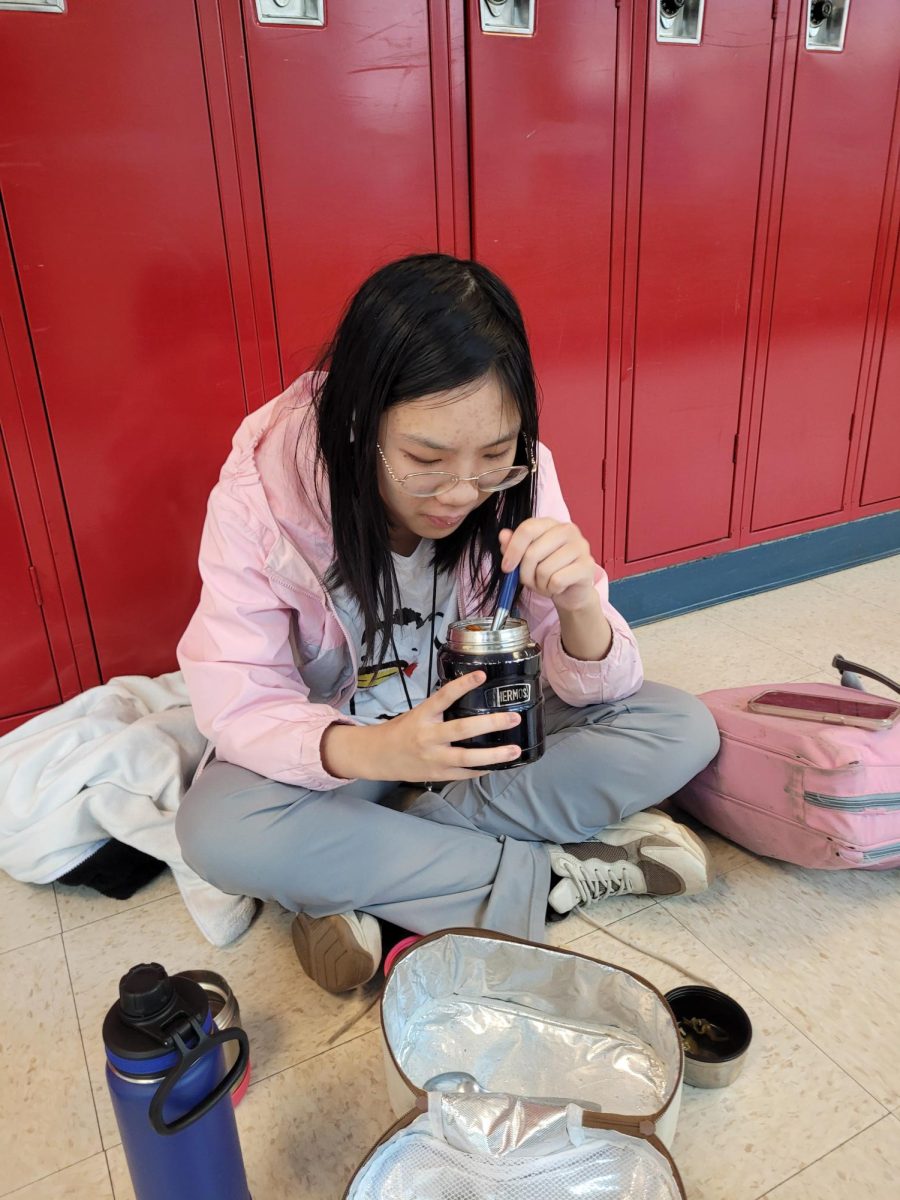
[
  {"left": 480, "top": 0, "right": 535, "bottom": 37},
  {"left": 656, "top": 0, "right": 705, "bottom": 45},
  {"left": 806, "top": 0, "right": 850, "bottom": 52},
  {"left": 255, "top": 0, "right": 325, "bottom": 27},
  {"left": 0, "top": 0, "right": 66, "bottom": 11}
]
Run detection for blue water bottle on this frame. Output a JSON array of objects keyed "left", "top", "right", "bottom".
[{"left": 103, "top": 962, "right": 252, "bottom": 1200}]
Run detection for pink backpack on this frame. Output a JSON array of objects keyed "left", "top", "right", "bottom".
[{"left": 675, "top": 656, "right": 900, "bottom": 871}]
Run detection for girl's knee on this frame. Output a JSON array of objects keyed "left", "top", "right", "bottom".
[
  {"left": 175, "top": 787, "right": 235, "bottom": 885},
  {"left": 677, "top": 691, "right": 720, "bottom": 768},
  {"left": 176, "top": 797, "right": 275, "bottom": 901},
  {"left": 629, "top": 682, "right": 719, "bottom": 779}
]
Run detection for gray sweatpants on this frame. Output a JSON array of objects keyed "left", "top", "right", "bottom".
[{"left": 176, "top": 682, "right": 719, "bottom": 942}]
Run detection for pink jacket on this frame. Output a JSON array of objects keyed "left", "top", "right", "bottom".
[{"left": 177, "top": 376, "right": 643, "bottom": 790}]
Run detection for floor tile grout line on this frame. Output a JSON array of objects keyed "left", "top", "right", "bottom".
[
  {"left": 0, "top": 929, "right": 63, "bottom": 959},
  {"left": 569, "top": 897, "right": 743, "bottom": 987},
  {"left": 558, "top": 898, "right": 659, "bottom": 949},
  {"left": 756, "top": 1112, "right": 895, "bottom": 1198},
  {"left": 549, "top": 857, "right": 890, "bottom": 1116},
  {"left": 814, "top": 573, "right": 900, "bottom": 611},
  {"left": 645, "top": 577, "right": 836, "bottom": 632},
  {"left": 233, "top": 1020, "right": 383, "bottom": 1099},
  {"left": 815, "top": 588, "right": 900, "bottom": 616},
  {"left": 557, "top": 854, "right": 762, "bottom": 952},
  {"left": 104, "top": 1148, "right": 124, "bottom": 1200},
  {"left": 646, "top": 563, "right": 900, "bottom": 635},
  {"left": 691, "top": 569, "right": 900, "bottom": 619},
  {"left": 0, "top": 1150, "right": 109, "bottom": 1199},
  {"left": 102, "top": 1149, "right": 117, "bottom": 1200},
  {"left": 708, "top": 599, "right": 900, "bottom": 660},
  {"left": 661, "top": 892, "right": 893, "bottom": 1114},
  {"left": 52, "top": 879, "right": 63, "bottom": 936},
  {"left": 640, "top": 611, "right": 825, "bottom": 673},
  {"left": 53, "top": 883, "right": 180, "bottom": 936},
  {"left": 58, "top": 925, "right": 109, "bottom": 1170}
]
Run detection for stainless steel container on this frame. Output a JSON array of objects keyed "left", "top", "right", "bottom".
[
  {"left": 437, "top": 617, "right": 544, "bottom": 768},
  {"left": 181, "top": 970, "right": 248, "bottom": 1089},
  {"left": 665, "top": 986, "right": 752, "bottom": 1089}
]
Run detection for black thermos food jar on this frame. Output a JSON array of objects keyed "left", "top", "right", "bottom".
[{"left": 437, "top": 617, "right": 545, "bottom": 769}]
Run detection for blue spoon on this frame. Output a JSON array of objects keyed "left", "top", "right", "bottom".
[{"left": 491, "top": 566, "right": 519, "bottom": 632}]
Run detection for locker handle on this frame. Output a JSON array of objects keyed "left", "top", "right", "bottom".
[
  {"left": 480, "top": 0, "right": 535, "bottom": 37},
  {"left": 656, "top": 0, "right": 705, "bottom": 44},
  {"left": 255, "top": 0, "right": 325, "bottom": 26},
  {"left": 805, "top": 0, "right": 850, "bottom": 51},
  {"left": 0, "top": 1, "right": 66, "bottom": 11}
]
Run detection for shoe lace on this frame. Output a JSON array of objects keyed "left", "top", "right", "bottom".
[{"left": 556, "top": 858, "right": 645, "bottom": 906}]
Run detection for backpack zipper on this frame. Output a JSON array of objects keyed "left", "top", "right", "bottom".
[
  {"left": 860, "top": 842, "right": 900, "bottom": 862},
  {"left": 717, "top": 728, "right": 863, "bottom": 773},
  {"left": 804, "top": 790, "right": 900, "bottom": 813}
]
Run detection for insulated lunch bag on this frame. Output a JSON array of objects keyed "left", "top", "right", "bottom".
[
  {"left": 344, "top": 929, "right": 689, "bottom": 1198},
  {"left": 675, "top": 656, "right": 900, "bottom": 870}
]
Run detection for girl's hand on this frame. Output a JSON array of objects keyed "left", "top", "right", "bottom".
[
  {"left": 499, "top": 519, "right": 597, "bottom": 614},
  {"left": 322, "top": 671, "right": 522, "bottom": 782}
]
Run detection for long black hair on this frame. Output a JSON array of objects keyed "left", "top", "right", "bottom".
[{"left": 308, "top": 253, "right": 539, "bottom": 664}]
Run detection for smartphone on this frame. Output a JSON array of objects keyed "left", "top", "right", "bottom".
[{"left": 747, "top": 689, "right": 900, "bottom": 730}]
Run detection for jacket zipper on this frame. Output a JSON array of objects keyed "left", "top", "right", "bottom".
[
  {"left": 272, "top": 553, "right": 479, "bottom": 701},
  {"left": 266, "top": 567, "right": 360, "bottom": 701}
]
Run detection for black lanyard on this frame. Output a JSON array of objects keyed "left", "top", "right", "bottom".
[
  {"left": 348, "top": 556, "right": 440, "bottom": 715},
  {"left": 391, "top": 556, "right": 439, "bottom": 713}
]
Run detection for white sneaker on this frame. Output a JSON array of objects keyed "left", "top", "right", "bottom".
[
  {"left": 548, "top": 809, "right": 714, "bottom": 917},
  {"left": 291, "top": 911, "right": 382, "bottom": 994}
]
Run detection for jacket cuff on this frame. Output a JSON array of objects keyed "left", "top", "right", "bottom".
[
  {"left": 291, "top": 717, "right": 360, "bottom": 790},
  {"left": 542, "top": 627, "right": 643, "bottom": 707}
]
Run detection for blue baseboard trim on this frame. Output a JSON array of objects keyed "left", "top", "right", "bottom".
[{"left": 608, "top": 511, "right": 900, "bottom": 626}]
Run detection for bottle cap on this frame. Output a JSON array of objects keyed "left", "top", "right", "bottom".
[{"left": 119, "top": 962, "right": 176, "bottom": 1021}]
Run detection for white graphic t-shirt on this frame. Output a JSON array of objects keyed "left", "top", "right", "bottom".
[{"left": 332, "top": 538, "right": 458, "bottom": 725}]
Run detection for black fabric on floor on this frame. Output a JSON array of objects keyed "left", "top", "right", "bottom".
[{"left": 57, "top": 839, "right": 166, "bottom": 899}]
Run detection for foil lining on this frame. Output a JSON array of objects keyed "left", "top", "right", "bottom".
[
  {"left": 346, "top": 1110, "right": 682, "bottom": 1199},
  {"left": 383, "top": 933, "right": 681, "bottom": 1117},
  {"left": 429, "top": 1091, "right": 582, "bottom": 1158}
]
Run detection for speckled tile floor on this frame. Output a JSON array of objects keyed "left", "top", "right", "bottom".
[{"left": 2, "top": 556, "right": 899, "bottom": 1198}]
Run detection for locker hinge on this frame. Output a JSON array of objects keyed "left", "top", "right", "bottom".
[
  {"left": 600, "top": 458, "right": 607, "bottom": 491},
  {"left": 29, "top": 566, "right": 43, "bottom": 608},
  {"left": 732, "top": 434, "right": 739, "bottom": 465},
  {"left": 848, "top": 412, "right": 856, "bottom": 442},
  {"left": 771, "top": 0, "right": 778, "bottom": 18}
]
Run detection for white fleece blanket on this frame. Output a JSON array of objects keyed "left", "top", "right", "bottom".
[{"left": 0, "top": 672, "right": 255, "bottom": 947}]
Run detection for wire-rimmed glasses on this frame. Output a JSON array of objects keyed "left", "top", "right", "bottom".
[{"left": 376, "top": 443, "right": 536, "bottom": 498}]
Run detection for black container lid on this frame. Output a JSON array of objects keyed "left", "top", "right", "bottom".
[
  {"left": 103, "top": 963, "right": 210, "bottom": 1060},
  {"left": 119, "top": 962, "right": 175, "bottom": 1020}
]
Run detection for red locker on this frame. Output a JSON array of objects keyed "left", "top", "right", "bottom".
[
  {"left": 861, "top": 235, "right": 900, "bottom": 506},
  {"left": 750, "top": 0, "right": 900, "bottom": 530},
  {"left": 0, "top": 2, "right": 248, "bottom": 680},
  {"left": 623, "top": 0, "right": 773, "bottom": 563},
  {"left": 0, "top": 357, "right": 60, "bottom": 720},
  {"left": 0, "top": 209, "right": 99, "bottom": 719},
  {"left": 466, "top": 0, "right": 618, "bottom": 558},
  {"left": 239, "top": 0, "right": 443, "bottom": 378}
]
